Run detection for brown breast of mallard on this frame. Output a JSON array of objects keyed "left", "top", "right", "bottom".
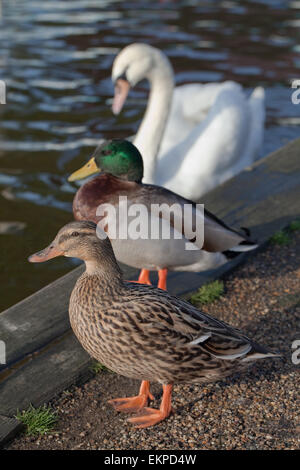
[{"left": 72, "top": 173, "right": 139, "bottom": 224}]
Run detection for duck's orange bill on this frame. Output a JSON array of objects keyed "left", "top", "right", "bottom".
[{"left": 28, "top": 245, "right": 63, "bottom": 263}]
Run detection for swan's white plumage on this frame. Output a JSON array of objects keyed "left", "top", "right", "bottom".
[
  {"left": 157, "top": 82, "right": 265, "bottom": 199},
  {"left": 112, "top": 43, "right": 265, "bottom": 201}
]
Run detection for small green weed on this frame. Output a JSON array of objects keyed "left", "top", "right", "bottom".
[
  {"left": 270, "top": 230, "right": 291, "bottom": 246},
  {"left": 289, "top": 220, "right": 300, "bottom": 232},
  {"left": 16, "top": 404, "right": 57, "bottom": 436},
  {"left": 190, "top": 280, "right": 224, "bottom": 305},
  {"left": 90, "top": 361, "right": 112, "bottom": 374}
]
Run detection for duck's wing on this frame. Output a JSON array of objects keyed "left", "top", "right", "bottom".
[
  {"left": 122, "top": 283, "right": 273, "bottom": 361},
  {"left": 202, "top": 207, "right": 257, "bottom": 253},
  {"left": 138, "top": 183, "right": 257, "bottom": 252}
]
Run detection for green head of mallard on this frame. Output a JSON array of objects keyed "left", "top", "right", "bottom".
[{"left": 68, "top": 139, "right": 144, "bottom": 183}]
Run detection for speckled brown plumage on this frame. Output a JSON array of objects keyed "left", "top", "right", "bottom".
[
  {"left": 29, "top": 221, "right": 278, "bottom": 428},
  {"left": 70, "top": 268, "right": 274, "bottom": 385}
]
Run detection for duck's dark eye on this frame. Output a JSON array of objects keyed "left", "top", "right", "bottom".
[
  {"left": 101, "top": 149, "right": 111, "bottom": 156},
  {"left": 71, "top": 231, "right": 80, "bottom": 237}
]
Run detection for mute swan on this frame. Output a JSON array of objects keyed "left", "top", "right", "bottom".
[{"left": 111, "top": 43, "right": 265, "bottom": 201}]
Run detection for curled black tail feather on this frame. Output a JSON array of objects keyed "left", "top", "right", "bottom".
[
  {"left": 222, "top": 250, "right": 242, "bottom": 260},
  {"left": 240, "top": 226, "right": 251, "bottom": 237}
]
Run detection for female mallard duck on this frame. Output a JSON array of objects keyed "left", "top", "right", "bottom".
[
  {"left": 68, "top": 139, "right": 257, "bottom": 290},
  {"left": 29, "top": 221, "right": 278, "bottom": 428},
  {"left": 111, "top": 43, "right": 265, "bottom": 200}
]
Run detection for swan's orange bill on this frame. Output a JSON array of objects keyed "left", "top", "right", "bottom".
[
  {"left": 28, "top": 245, "right": 63, "bottom": 263},
  {"left": 112, "top": 78, "right": 130, "bottom": 115}
]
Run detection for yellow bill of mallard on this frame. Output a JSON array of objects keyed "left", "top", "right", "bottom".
[{"left": 68, "top": 157, "right": 100, "bottom": 182}]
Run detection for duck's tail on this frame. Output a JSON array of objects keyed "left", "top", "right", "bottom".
[
  {"left": 239, "top": 335, "right": 281, "bottom": 362},
  {"left": 226, "top": 224, "right": 259, "bottom": 256},
  {"left": 228, "top": 240, "right": 258, "bottom": 253},
  {"left": 242, "top": 349, "right": 281, "bottom": 363},
  {"left": 223, "top": 239, "right": 258, "bottom": 259}
]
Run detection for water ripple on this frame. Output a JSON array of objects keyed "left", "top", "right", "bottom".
[{"left": 0, "top": 0, "right": 300, "bottom": 309}]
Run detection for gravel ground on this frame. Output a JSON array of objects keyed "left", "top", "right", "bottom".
[{"left": 7, "top": 231, "right": 300, "bottom": 450}]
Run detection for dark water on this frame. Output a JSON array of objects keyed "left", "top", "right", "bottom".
[{"left": 0, "top": 0, "right": 299, "bottom": 311}]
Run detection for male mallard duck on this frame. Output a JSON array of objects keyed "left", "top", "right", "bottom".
[
  {"left": 29, "top": 221, "right": 278, "bottom": 428},
  {"left": 112, "top": 43, "right": 265, "bottom": 200},
  {"left": 68, "top": 139, "right": 257, "bottom": 290}
]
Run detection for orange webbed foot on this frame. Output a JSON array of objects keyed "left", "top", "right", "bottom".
[
  {"left": 128, "top": 384, "right": 173, "bottom": 428},
  {"left": 128, "top": 406, "right": 173, "bottom": 428},
  {"left": 126, "top": 269, "right": 152, "bottom": 286},
  {"left": 137, "top": 269, "right": 152, "bottom": 285},
  {"left": 108, "top": 380, "right": 154, "bottom": 413},
  {"left": 108, "top": 395, "right": 152, "bottom": 413}
]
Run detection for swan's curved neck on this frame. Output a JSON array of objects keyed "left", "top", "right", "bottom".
[{"left": 133, "top": 54, "right": 174, "bottom": 183}]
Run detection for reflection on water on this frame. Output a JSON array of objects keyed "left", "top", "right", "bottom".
[{"left": 0, "top": 0, "right": 299, "bottom": 311}]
